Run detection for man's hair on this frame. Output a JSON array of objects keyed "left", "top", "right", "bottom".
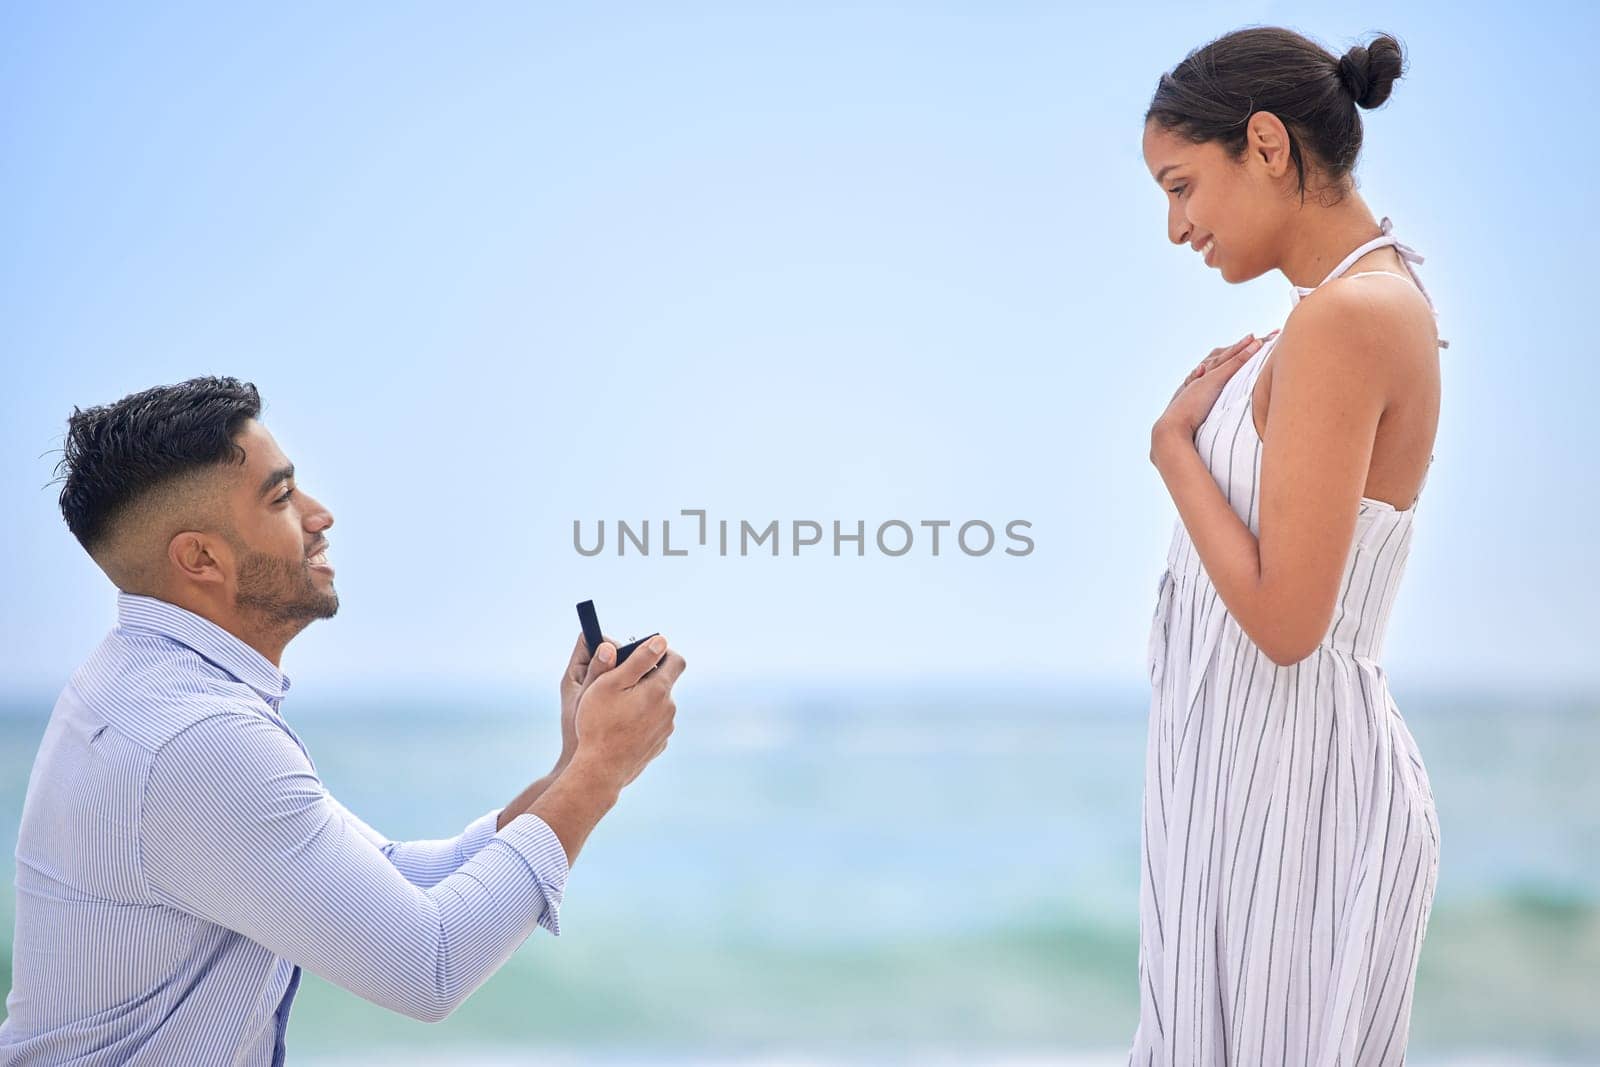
[{"left": 55, "top": 376, "right": 263, "bottom": 555}]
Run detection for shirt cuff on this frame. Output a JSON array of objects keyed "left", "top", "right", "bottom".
[
  {"left": 454, "top": 807, "right": 504, "bottom": 865},
  {"left": 492, "top": 812, "right": 570, "bottom": 936}
]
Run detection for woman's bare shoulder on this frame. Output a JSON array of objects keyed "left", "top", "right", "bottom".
[{"left": 1292, "top": 271, "right": 1439, "bottom": 355}]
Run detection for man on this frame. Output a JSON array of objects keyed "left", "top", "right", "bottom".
[{"left": 0, "top": 376, "right": 685, "bottom": 1064}]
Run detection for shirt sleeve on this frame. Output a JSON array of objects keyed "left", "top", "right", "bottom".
[
  {"left": 329, "top": 797, "right": 505, "bottom": 890},
  {"left": 140, "top": 710, "right": 570, "bottom": 1023}
]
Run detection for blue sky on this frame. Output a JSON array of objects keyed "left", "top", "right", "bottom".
[{"left": 3, "top": 2, "right": 1595, "bottom": 697}]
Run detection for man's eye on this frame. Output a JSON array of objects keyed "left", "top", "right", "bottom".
[{"left": 276, "top": 488, "right": 295, "bottom": 504}]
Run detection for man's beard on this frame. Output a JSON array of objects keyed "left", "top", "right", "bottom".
[{"left": 234, "top": 548, "right": 339, "bottom": 628}]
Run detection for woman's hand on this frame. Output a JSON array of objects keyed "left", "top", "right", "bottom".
[{"left": 1153, "top": 330, "right": 1278, "bottom": 448}]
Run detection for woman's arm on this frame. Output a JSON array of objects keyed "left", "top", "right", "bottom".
[{"left": 1153, "top": 280, "right": 1414, "bottom": 665}]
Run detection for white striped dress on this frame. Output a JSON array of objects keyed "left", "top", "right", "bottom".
[{"left": 1130, "top": 218, "right": 1443, "bottom": 1066}]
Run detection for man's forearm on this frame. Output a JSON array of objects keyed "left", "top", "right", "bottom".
[
  {"left": 522, "top": 754, "right": 621, "bottom": 868},
  {"left": 495, "top": 758, "right": 568, "bottom": 832}
]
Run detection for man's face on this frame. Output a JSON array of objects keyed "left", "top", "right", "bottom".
[{"left": 224, "top": 419, "right": 338, "bottom": 627}]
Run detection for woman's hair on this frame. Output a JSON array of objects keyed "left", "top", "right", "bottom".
[{"left": 1145, "top": 27, "right": 1406, "bottom": 200}]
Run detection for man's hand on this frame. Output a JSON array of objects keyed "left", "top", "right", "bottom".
[
  {"left": 557, "top": 630, "right": 619, "bottom": 770},
  {"left": 570, "top": 635, "right": 685, "bottom": 792},
  {"left": 526, "top": 636, "right": 687, "bottom": 865},
  {"left": 495, "top": 632, "right": 625, "bottom": 832}
]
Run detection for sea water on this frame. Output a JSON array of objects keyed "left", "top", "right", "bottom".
[{"left": 1, "top": 681, "right": 1594, "bottom": 1063}]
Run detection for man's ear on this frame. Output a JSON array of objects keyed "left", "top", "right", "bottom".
[
  {"left": 169, "top": 531, "right": 229, "bottom": 587},
  {"left": 1245, "top": 110, "right": 1294, "bottom": 179}
]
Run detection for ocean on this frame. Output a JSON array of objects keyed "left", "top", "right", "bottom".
[{"left": 2, "top": 681, "right": 1595, "bottom": 1064}]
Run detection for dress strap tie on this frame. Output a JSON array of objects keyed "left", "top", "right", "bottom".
[{"left": 1290, "top": 217, "right": 1449, "bottom": 349}]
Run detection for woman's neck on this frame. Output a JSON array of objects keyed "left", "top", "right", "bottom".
[{"left": 1277, "top": 190, "right": 1395, "bottom": 290}]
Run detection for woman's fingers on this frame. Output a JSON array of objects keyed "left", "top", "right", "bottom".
[
  {"left": 1176, "top": 330, "right": 1277, "bottom": 402},
  {"left": 1208, "top": 331, "right": 1273, "bottom": 370},
  {"left": 1225, "top": 336, "right": 1266, "bottom": 366},
  {"left": 1217, "top": 334, "right": 1255, "bottom": 361}
]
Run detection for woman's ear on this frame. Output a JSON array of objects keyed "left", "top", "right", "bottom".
[{"left": 1244, "top": 110, "right": 1293, "bottom": 179}]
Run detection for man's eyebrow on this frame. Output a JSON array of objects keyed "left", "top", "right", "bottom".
[{"left": 259, "top": 465, "right": 295, "bottom": 497}]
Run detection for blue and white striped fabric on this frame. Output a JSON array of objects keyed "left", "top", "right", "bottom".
[{"left": 1, "top": 593, "right": 569, "bottom": 1065}]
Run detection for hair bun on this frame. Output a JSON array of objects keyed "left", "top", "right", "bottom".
[{"left": 1338, "top": 34, "right": 1405, "bottom": 109}]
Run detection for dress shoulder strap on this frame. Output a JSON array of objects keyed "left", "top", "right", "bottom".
[{"left": 1290, "top": 216, "right": 1449, "bottom": 349}]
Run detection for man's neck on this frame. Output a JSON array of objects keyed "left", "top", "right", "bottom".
[{"left": 145, "top": 587, "right": 297, "bottom": 667}]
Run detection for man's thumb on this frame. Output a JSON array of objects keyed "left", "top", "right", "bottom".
[{"left": 583, "top": 641, "right": 617, "bottom": 686}]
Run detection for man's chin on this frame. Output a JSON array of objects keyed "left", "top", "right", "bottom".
[
  {"left": 235, "top": 589, "right": 339, "bottom": 627},
  {"left": 304, "top": 586, "right": 339, "bottom": 620}
]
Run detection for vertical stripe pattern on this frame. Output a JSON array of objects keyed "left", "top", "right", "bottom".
[
  {"left": 1131, "top": 232, "right": 1443, "bottom": 1066},
  {"left": 1, "top": 593, "right": 569, "bottom": 1065}
]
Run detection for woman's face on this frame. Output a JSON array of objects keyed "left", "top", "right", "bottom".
[{"left": 1141, "top": 117, "right": 1294, "bottom": 284}]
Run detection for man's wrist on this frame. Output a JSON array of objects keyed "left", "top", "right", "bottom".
[
  {"left": 494, "top": 743, "right": 590, "bottom": 833},
  {"left": 525, "top": 748, "right": 624, "bottom": 867},
  {"left": 560, "top": 747, "right": 625, "bottom": 805}
]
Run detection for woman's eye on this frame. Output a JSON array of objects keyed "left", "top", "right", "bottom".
[{"left": 1169, "top": 184, "right": 1187, "bottom": 197}]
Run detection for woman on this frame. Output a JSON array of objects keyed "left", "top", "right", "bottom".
[{"left": 1133, "top": 27, "right": 1442, "bottom": 1066}]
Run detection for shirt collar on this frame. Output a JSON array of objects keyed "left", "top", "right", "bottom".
[{"left": 116, "top": 592, "right": 293, "bottom": 706}]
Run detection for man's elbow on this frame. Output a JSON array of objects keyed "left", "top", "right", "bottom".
[
  {"left": 373, "top": 988, "right": 448, "bottom": 1024},
  {"left": 397, "top": 990, "right": 456, "bottom": 1025},
  {"left": 377, "top": 970, "right": 464, "bottom": 1023}
]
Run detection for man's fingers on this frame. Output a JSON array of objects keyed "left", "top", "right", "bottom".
[
  {"left": 645, "top": 650, "right": 687, "bottom": 690},
  {"left": 613, "top": 636, "right": 670, "bottom": 687},
  {"left": 565, "top": 631, "right": 592, "bottom": 686}
]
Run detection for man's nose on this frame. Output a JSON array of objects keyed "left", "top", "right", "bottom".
[{"left": 303, "top": 495, "right": 334, "bottom": 533}]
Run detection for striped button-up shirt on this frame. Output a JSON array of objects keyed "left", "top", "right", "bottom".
[{"left": 1, "top": 593, "right": 569, "bottom": 1065}]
